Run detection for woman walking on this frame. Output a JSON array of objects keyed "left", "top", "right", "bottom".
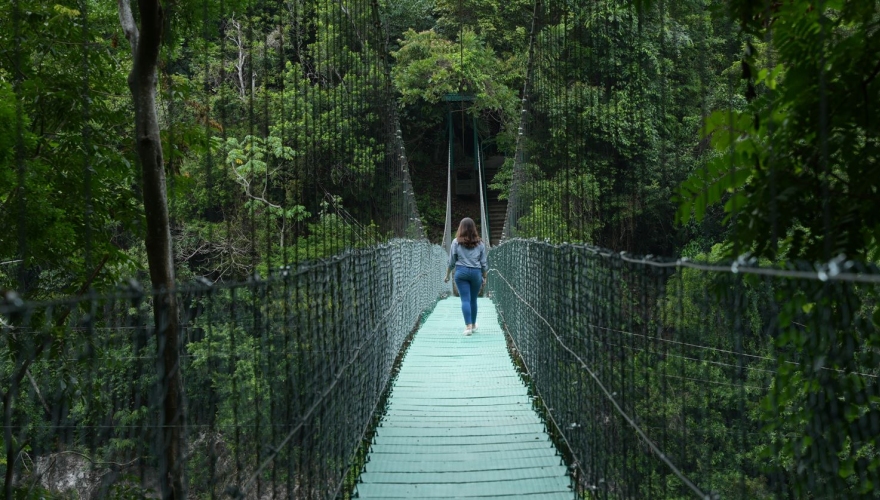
[{"left": 444, "top": 218, "right": 488, "bottom": 336}]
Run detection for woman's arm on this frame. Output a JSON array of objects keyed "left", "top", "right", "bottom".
[
  {"left": 444, "top": 241, "right": 457, "bottom": 282},
  {"left": 481, "top": 243, "right": 488, "bottom": 284}
]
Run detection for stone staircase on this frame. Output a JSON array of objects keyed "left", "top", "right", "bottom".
[{"left": 482, "top": 156, "right": 507, "bottom": 247}]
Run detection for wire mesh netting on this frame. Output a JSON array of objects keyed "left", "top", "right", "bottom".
[
  {"left": 493, "top": 0, "right": 880, "bottom": 498},
  {"left": 1, "top": 0, "right": 450, "bottom": 497},
  {"left": 0, "top": 0, "right": 424, "bottom": 293},
  {"left": 491, "top": 242, "right": 880, "bottom": 498},
  {"left": 2, "top": 242, "right": 447, "bottom": 497}
]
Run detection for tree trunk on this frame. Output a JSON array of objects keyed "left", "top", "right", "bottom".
[
  {"left": 118, "top": 0, "right": 184, "bottom": 497},
  {"left": 3, "top": 390, "right": 15, "bottom": 500}
]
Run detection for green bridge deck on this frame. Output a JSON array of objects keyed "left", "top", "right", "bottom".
[{"left": 356, "top": 297, "right": 573, "bottom": 499}]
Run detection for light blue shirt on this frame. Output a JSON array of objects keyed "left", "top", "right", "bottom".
[{"left": 448, "top": 240, "right": 488, "bottom": 274}]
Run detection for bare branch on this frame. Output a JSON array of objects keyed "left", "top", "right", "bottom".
[
  {"left": 25, "top": 369, "right": 50, "bottom": 415},
  {"left": 231, "top": 167, "right": 282, "bottom": 209},
  {"left": 227, "top": 17, "right": 249, "bottom": 101}
]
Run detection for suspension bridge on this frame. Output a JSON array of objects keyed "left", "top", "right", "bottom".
[
  {"left": 2, "top": 0, "right": 878, "bottom": 499},
  {"left": 357, "top": 298, "right": 571, "bottom": 499}
]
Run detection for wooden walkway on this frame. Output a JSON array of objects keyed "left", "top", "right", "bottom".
[{"left": 356, "top": 297, "right": 573, "bottom": 499}]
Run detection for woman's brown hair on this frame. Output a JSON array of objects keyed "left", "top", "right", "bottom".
[{"left": 456, "top": 217, "right": 481, "bottom": 249}]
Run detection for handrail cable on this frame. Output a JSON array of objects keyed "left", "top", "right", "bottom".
[
  {"left": 490, "top": 267, "right": 712, "bottom": 500},
  {"left": 236, "top": 266, "right": 433, "bottom": 497}
]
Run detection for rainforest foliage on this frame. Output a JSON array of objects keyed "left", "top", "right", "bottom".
[
  {"left": 1, "top": 0, "right": 879, "bottom": 497},
  {"left": 0, "top": 0, "right": 397, "bottom": 301},
  {"left": 389, "top": 0, "right": 880, "bottom": 496},
  {"left": 0, "top": 0, "right": 760, "bottom": 293},
  {"left": 675, "top": 1, "right": 880, "bottom": 495}
]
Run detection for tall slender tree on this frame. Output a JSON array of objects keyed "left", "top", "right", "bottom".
[{"left": 117, "top": 0, "right": 184, "bottom": 497}]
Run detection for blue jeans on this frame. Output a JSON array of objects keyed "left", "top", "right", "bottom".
[{"left": 454, "top": 266, "right": 482, "bottom": 325}]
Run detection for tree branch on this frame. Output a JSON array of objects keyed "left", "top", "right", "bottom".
[
  {"left": 231, "top": 168, "right": 282, "bottom": 209},
  {"left": 117, "top": 0, "right": 139, "bottom": 56},
  {"left": 25, "top": 369, "right": 50, "bottom": 416},
  {"left": 865, "top": 57, "right": 880, "bottom": 87}
]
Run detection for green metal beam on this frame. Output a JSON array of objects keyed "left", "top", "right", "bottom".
[{"left": 443, "top": 93, "right": 477, "bottom": 102}]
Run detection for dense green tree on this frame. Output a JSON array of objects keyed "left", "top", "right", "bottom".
[
  {"left": 502, "top": 0, "right": 740, "bottom": 255},
  {"left": 433, "top": 0, "right": 533, "bottom": 57},
  {"left": 675, "top": 1, "right": 880, "bottom": 495},
  {"left": 392, "top": 29, "right": 518, "bottom": 117},
  {"left": 0, "top": 0, "right": 142, "bottom": 299},
  {"left": 382, "top": 0, "right": 437, "bottom": 46},
  {"left": 677, "top": 1, "right": 880, "bottom": 263}
]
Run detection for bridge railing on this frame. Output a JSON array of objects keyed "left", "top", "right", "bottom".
[
  {"left": 489, "top": 239, "right": 880, "bottom": 499},
  {"left": 1, "top": 240, "right": 447, "bottom": 498}
]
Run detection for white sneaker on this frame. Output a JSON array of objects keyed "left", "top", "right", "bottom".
[
  {"left": 463, "top": 328, "right": 472, "bottom": 336},
  {"left": 472, "top": 323, "right": 479, "bottom": 332}
]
